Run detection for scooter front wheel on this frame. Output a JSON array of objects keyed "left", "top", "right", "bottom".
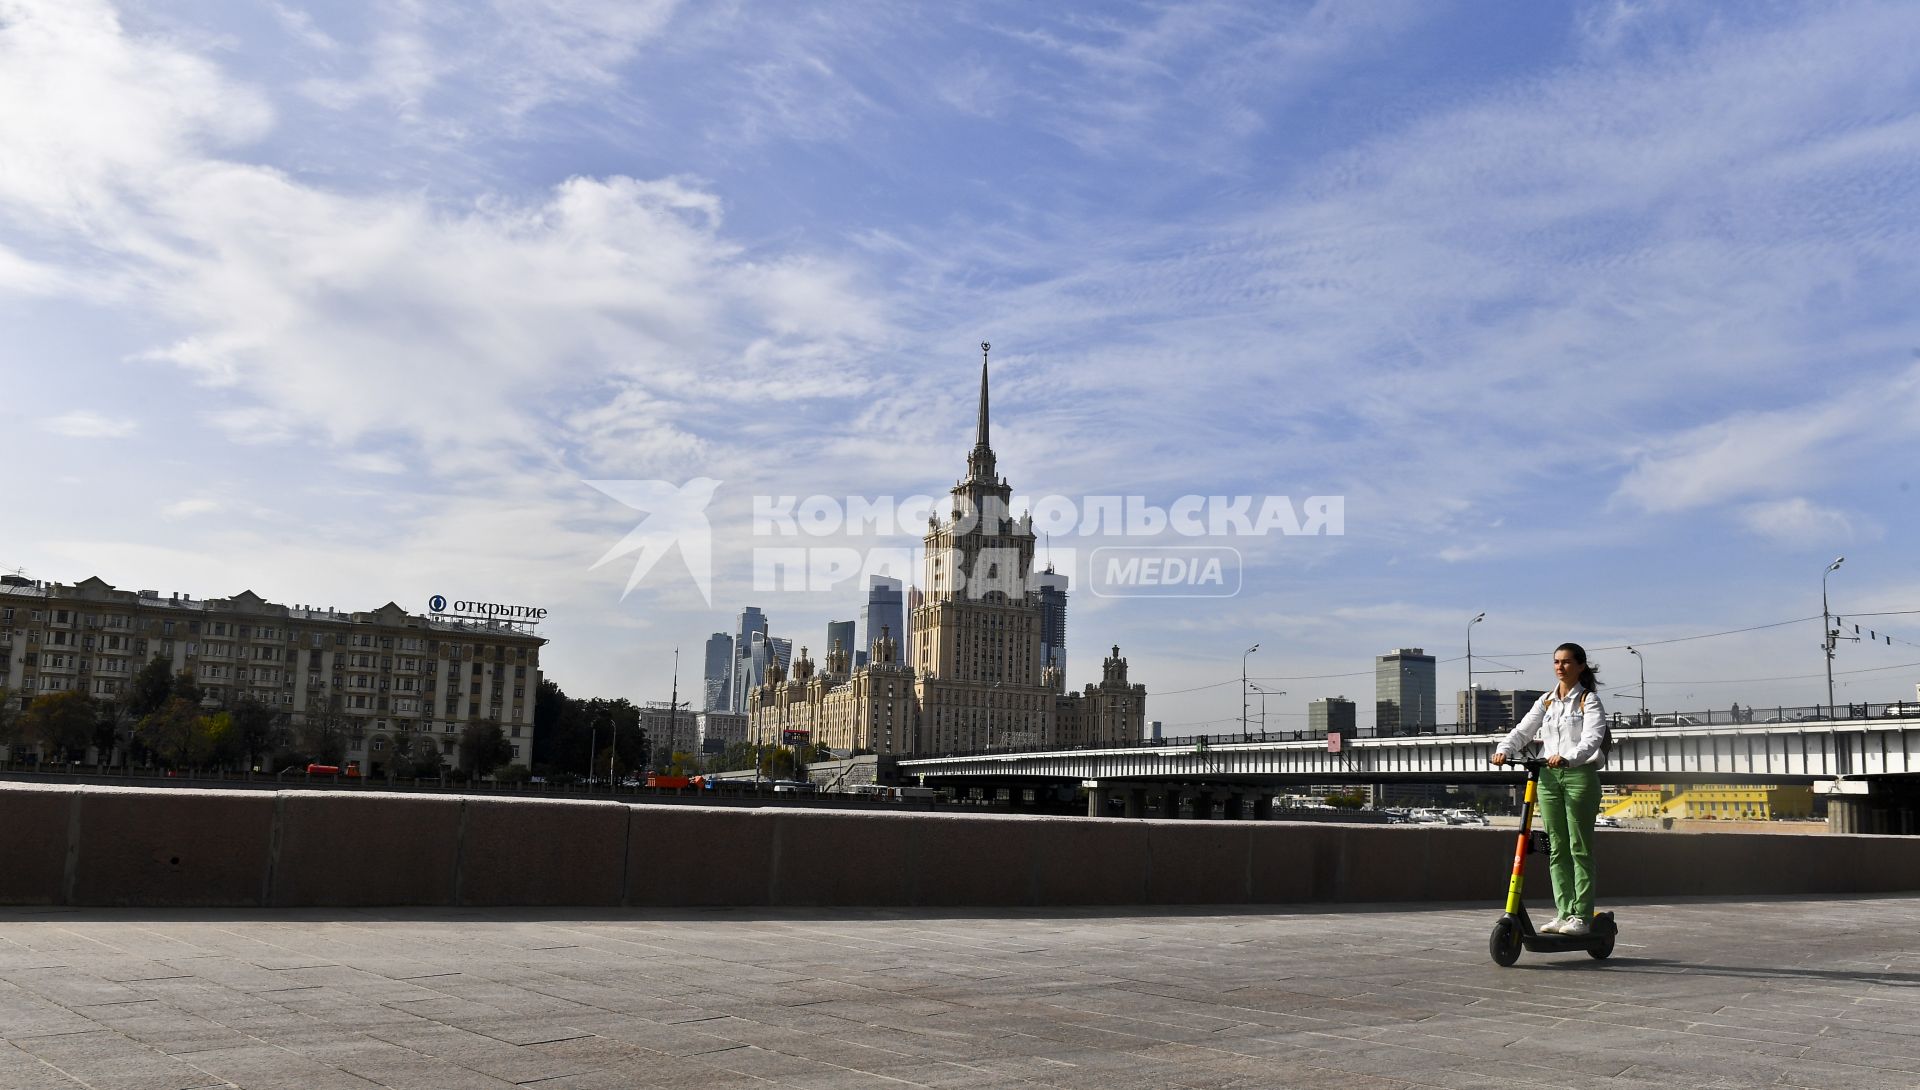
[
  {"left": 1588, "top": 935, "right": 1615, "bottom": 960},
  {"left": 1489, "top": 917, "right": 1521, "bottom": 967}
]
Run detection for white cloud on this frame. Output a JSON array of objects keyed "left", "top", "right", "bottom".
[
  {"left": 161, "top": 497, "right": 223, "bottom": 519},
  {"left": 337, "top": 452, "right": 406, "bottom": 475},
  {"left": 43, "top": 410, "right": 136, "bottom": 438},
  {"left": 1614, "top": 363, "right": 1920, "bottom": 514},
  {"left": 0, "top": 5, "right": 889, "bottom": 474},
  {"left": 295, "top": 0, "right": 682, "bottom": 122},
  {"left": 1737, "top": 498, "right": 1859, "bottom": 548}
]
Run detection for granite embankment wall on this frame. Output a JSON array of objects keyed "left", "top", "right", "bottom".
[{"left": 4, "top": 784, "right": 1917, "bottom": 908}]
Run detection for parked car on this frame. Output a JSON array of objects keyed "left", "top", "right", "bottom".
[
  {"left": 1597, "top": 816, "right": 1622, "bottom": 828},
  {"left": 1651, "top": 715, "right": 1699, "bottom": 727}
]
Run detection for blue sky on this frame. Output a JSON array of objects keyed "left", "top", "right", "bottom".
[{"left": 4, "top": 0, "right": 1918, "bottom": 734}]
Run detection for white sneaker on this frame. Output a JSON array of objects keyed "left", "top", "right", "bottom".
[
  {"left": 1538, "top": 916, "right": 1566, "bottom": 935},
  {"left": 1559, "top": 916, "right": 1591, "bottom": 938}
]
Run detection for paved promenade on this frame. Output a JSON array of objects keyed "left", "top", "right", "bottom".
[{"left": 3, "top": 895, "right": 1917, "bottom": 1090}]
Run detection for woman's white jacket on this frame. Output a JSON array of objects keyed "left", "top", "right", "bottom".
[{"left": 1495, "top": 685, "right": 1607, "bottom": 767}]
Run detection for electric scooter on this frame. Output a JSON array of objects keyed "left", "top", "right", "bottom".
[{"left": 1489, "top": 756, "right": 1617, "bottom": 966}]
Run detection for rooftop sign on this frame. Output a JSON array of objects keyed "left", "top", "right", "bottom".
[{"left": 428, "top": 594, "right": 547, "bottom": 623}]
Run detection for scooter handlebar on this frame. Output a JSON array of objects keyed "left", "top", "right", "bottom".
[{"left": 1491, "top": 753, "right": 1548, "bottom": 770}]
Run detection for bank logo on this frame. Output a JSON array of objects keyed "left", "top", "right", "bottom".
[
  {"left": 586, "top": 478, "right": 722, "bottom": 605},
  {"left": 428, "top": 594, "right": 447, "bottom": 613}
]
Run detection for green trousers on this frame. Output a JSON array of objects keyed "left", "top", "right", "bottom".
[{"left": 1537, "top": 765, "right": 1600, "bottom": 919}]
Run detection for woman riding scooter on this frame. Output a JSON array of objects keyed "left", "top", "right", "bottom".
[{"left": 1491, "top": 643, "right": 1606, "bottom": 936}]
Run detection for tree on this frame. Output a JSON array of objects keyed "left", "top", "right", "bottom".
[
  {"left": 136, "top": 697, "right": 224, "bottom": 769},
  {"left": 170, "top": 670, "right": 205, "bottom": 707},
  {"left": 387, "top": 732, "right": 447, "bottom": 779},
  {"left": 228, "top": 697, "right": 281, "bottom": 771},
  {"left": 294, "top": 706, "right": 351, "bottom": 768},
  {"left": 20, "top": 691, "right": 98, "bottom": 761},
  {"left": 126, "top": 656, "right": 174, "bottom": 717},
  {"left": 459, "top": 721, "right": 513, "bottom": 778},
  {"left": 0, "top": 686, "right": 25, "bottom": 757}
]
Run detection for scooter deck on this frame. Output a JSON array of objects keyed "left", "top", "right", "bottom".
[{"left": 1520, "top": 910, "right": 1617, "bottom": 953}]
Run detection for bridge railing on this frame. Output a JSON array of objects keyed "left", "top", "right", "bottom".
[{"left": 911, "top": 700, "right": 1920, "bottom": 761}]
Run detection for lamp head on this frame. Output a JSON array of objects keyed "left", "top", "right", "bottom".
[
  {"left": 1828, "top": 556, "right": 1845, "bottom": 573},
  {"left": 1470, "top": 612, "right": 1485, "bottom": 624}
]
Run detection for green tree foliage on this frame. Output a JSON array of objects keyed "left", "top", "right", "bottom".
[
  {"left": 21, "top": 690, "right": 99, "bottom": 759},
  {"left": 294, "top": 706, "right": 351, "bottom": 767},
  {"left": 169, "top": 670, "right": 205, "bottom": 706},
  {"left": 387, "top": 731, "right": 448, "bottom": 779},
  {"left": 460, "top": 720, "right": 513, "bottom": 778},
  {"left": 227, "top": 697, "right": 281, "bottom": 770},
  {"left": 126, "top": 656, "right": 174, "bottom": 717},
  {"left": 0, "top": 686, "right": 26, "bottom": 753},
  {"left": 136, "top": 697, "right": 225, "bottom": 769}
]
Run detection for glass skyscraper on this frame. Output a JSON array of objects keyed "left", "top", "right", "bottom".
[
  {"left": 859, "top": 576, "right": 905, "bottom": 666},
  {"left": 731, "top": 606, "right": 767, "bottom": 713}
]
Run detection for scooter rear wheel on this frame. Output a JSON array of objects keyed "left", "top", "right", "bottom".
[{"left": 1489, "top": 918, "right": 1521, "bottom": 967}]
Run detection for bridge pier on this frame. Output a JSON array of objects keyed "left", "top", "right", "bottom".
[
  {"left": 1252, "top": 793, "right": 1273, "bottom": 821},
  {"left": 1223, "top": 793, "right": 1246, "bottom": 821},
  {"left": 1085, "top": 785, "right": 1108, "bottom": 818},
  {"left": 1827, "top": 780, "right": 1920, "bottom": 835},
  {"left": 1125, "top": 788, "right": 1145, "bottom": 818}
]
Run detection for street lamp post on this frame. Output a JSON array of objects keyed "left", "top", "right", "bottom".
[
  {"left": 1250, "top": 684, "right": 1285, "bottom": 738},
  {"left": 1466, "top": 612, "right": 1485, "bottom": 733},
  {"left": 1626, "top": 646, "right": 1645, "bottom": 727},
  {"left": 1823, "top": 557, "right": 1845, "bottom": 719},
  {"left": 1242, "top": 644, "right": 1259, "bottom": 742}
]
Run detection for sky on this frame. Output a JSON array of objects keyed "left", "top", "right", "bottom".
[{"left": 3, "top": 0, "right": 1919, "bottom": 736}]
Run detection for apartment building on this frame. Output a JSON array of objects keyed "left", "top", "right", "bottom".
[{"left": 0, "top": 575, "right": 544, "bottom": 773}]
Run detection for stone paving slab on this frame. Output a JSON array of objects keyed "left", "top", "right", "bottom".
[{"left": 2, "top": 895, "right": 1918, "bottom": 1089}]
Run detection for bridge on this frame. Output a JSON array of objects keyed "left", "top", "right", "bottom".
[{"left": 900, "top": 714, "right": 1920, "bottom": 834}]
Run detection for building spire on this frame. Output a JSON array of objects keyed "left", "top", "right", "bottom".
[
  {"left": 963, "top": 341, "right": 999, "bottom": 487},
  {"left": 975, "top": 341, "right": 991, "bottom": 452}
]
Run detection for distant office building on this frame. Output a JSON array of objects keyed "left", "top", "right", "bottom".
[
  {"left": 640, "top": 702, "right": 697, "bottom": 766},
  {"left": 747, "top": 633, "right": 791, "bottom": 696},
  {"left": 1375, "top": 648, "right": 1437, "bottom": 736},
  {"left": 860, "top": 577, "right": 905, "bottom": 666},
  {"left": 702, "top": 632, "right": 732, "bottom": 711},
  {"left": 696, "top": 710, "right": 748, "bottom": 754},
  {"left": 1150, "top": 720, "right": 1164, "bottom": 742},
  {"left": 1505, "top": 689, "right": 1546, "bottom": 730},
  {"left": 730, "top": 606, "right": 767, "bottom": 712},
  {"left": 1309, "top": 697, "right": 1357, "bottom": 737},
  {"left": 1034, "top": 567, "right": 1068, "bottom": 680},
  {"left": 1455, "top": 687, "right": 1545, "bottom": 734},
  {"left": 825, "top": 619, "right": 856, "bottom": 673}
]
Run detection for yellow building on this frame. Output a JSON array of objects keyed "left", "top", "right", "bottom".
[
  {"left": 1604, "top": 784, "right": 1814, "bottom": 821},
  {"left": 748, "top": 630, "right": 918, "bottom": 754}
]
